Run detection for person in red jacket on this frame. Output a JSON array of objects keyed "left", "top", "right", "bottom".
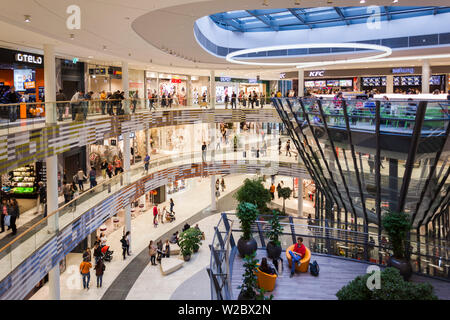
[
  {"left": 153, "top": 205, "right": 158, "bottom": 228},
  {"left": 289, "top": 237, "right": 306, "bottom": 277}
]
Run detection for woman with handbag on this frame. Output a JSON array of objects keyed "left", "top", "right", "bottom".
[
  {"left": 148, "top": 240, "right": 157, "bottom": 266},
  {"left": 0, "top": 198, "right": 8, "bottom": 233}
]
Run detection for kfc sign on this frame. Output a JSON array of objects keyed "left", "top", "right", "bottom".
[
  {"left": 309, "top": 70, "right": 325, "bottom": 77},
  {"left": 15, "top": 53, "right": 43, "bottom": 65}
]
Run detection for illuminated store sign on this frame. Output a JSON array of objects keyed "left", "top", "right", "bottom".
[
  {"left": 308, "top": 70, "right": 325, "bottom": 77},
  {"left": 220, "top": 77, "right": 231, "bottom": 82},
  {"left": 15, "top": 53, "right": 43, "bottom": 65},
  {"left": 392, "top": 68, "right": 415, "bottom": 74},
  {"left": 279, "top": 73, "right": 286, "bottom": 79}
]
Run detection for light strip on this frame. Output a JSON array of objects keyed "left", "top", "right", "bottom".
[{"left": 225, "top": 43, "right": 393, "bottom": 68}]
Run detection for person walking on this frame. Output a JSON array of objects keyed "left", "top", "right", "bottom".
[
  {"left": 224, "top": 93, "right": 229, "bottom": 109},
  {"left": 202, "top": 141, "right": 207, "bottom": 163},
  {"left": 153, "top": 205, "right": 158, "bottom": 228},
  {"left": 164, "top": 239, "right": 171, "bottom": 258},
  {"left": 56, "top": 89, "right": 67, "bottom": 121},
  {"left": 37, "top": 182, "right": 47, "bottom": 217},
  {"left": 95, "top": 258, "right": 105, "bottom": 288},
  {"left": 120, "top": 235, "right": 128, "bottom": 260},
  {"left": 278, "top": 138, "right": 282, "bottom": 155},
  {"left": 220, "top": 178, "right": 226, "bottom": 192},
  {"left": 126, "top": 231, "right": 131, "bottom": 256},
  {"left": 76, "top": 168, "right": 87, "bottom": 191},
  {"left": 143, "top": 154, "right": 150, "bottom": 175},
  {"left": 114, "top": 157, "right": 122, "bottom": 175},
  {"left": 270, "top": 183, "right": 275, "bottom": 200},
  {"left": 169, "top": 198, "right": 175, "bottom": 214},
  {"left": 93, "top": 242, "right": 102, "bottom": 264},
  {"left": 0, "top": 198, "right": 8, "bottom": 233},
  {"left": 156, "top": 240, "right": 163, "bottom": 263},
  {"left": 2, "top": 86, "right": 21, "bottom": 122},
  {"left": 89, "top": 167, "right": 97, "bottom": 189},
  {"left": 100, "top": 159, "right": 108, "bottom": 180},
  {"left": 148, "top": 240, "right": 157, "bottom": 265},
  {"left": 106, "top": 162, "right": 113, "bottom": 179},
  {"left": 80, "top": 258, "right": 92, "bottom": 290},
  {"left": 9, "top": 198, "right": 19, "bottom": 235},
  {"left": 286, "top": 139, "right": 291, "bottom": 157},
  {"left": 158, "top": 207, "right": 165, "bottom": 224},
  {"left": 231, "top": 92, "right": 237, "bottom": 109}
]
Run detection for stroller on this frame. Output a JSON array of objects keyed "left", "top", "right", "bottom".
[
  {"left": 101, "top": 245, "right": 114, "bottom": 262},
  {"left": 165, "top": 210, "right": 176, "bottom": 223}
]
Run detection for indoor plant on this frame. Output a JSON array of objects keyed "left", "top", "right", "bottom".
[
  {"left": 381, "top": 210, "right": 413, "bottom": 280},
  {"left": 234, "top": 178, "right": 272, "bottom": 213},
  {"left": 278, "top": 187, "right": 292, "bottom": 214},
  {"left": 178, "top": 228, "right": 201, "bottom": 261},
  {"left": 266, "top": 210, "right": 283, "bottom": 259},
  {"left": 236, "top": 202, "right": 259, "bottom": 257},
  {"left": 237, "top": 252, "right": 258, "bottom": 300},
  {"left": 190, "top": 227, "right": 203, "bottom": 253},
  {"left": 336, "top": 267, "right": 437, "bottom": 300}
]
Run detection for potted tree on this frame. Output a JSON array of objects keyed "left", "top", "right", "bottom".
[
  {"left": 237, "top": 252, "right": 258, "bottom": 300},
  {"left": 278, "top": 187, "right": 292, "bottom": 214},
  {"left": 234, "top": 178, "right": 272, "bottom": 213},
  {"left": 236, "top": 202, "right": 259, "bottom": 257},
  {"left": 190, "top": 228, "right": 203, "bottom": 253},
  {"left": 178, "top": 228, "right": 201, "bottom": 261},
  {"left": 381, "top": 211, "right": 413, "bottom": 280},
  {"left": 266, "top": 210, "right": 283, "bottom": 259}
]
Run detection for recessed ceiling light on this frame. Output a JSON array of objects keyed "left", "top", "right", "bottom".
[
  {"left": 24, "top": 15, "right": 31, "bottom": 23},
  {"left": 360, "top": 0, "right": 366, "bottom": 3},
  {"left": 88, "top": 56, "right": 94, "bottom": 59}
]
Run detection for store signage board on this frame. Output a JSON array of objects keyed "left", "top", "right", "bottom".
[
  {"left": 279, "top": 73, "right": 286, "bottom": 79},
  {"left": 171, "top": 78, "right": 182, "bottom": 83},
  {"left": 15, "top": 53, "right": 43, "bottom": 65},
  {"left": 308, "top": 70, "right": 325, "bottom": 77},
  {"left": 392, "top": 68, "right": 415, "bottom": 74},
  {"left": 220, "top": 77, "right": 231, "bottom": 82},
  {"left": 248, "top": 79, "right": 258, "bottom": 83}
]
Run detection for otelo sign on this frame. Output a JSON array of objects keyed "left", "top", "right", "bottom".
[{"left": 15, "top": 53, "right": 43, "bottom": 65}]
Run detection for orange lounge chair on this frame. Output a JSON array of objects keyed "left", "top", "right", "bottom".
[
  {"left": 256, "top": 267, "right": 277, "bottom": 292},
  {"left": 286, "top": 245, "right": 311, "bottom": 273}
]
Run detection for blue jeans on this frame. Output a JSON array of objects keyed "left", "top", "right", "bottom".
[
  {"left": 97, "top": 275, "right": 103, "bottom": 287},
  {"left": 82, "top": 272, "right": 90, "bottom": 289},
  {"left": 289, "top": 250, "right": 302, "bottom": 275}
]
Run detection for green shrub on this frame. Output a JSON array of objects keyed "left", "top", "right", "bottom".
[
  {"left": 266, "top": 210, "right": 283, "bottom": 246},
  {"left": 278, "top": 187, "right": 292, "bottom": 213},
  {"left": 336, "top": 267, "right": 438, "bottom": 300},
  {"left": 382, "top": 211, "right": 411, "bottom": 259},
  {"left": 238, "top": 252, "right": 258, "bottom": 300},
  {"left": 178, "top": 228, "right": 202, "bottom": 257},
  {"left": 236, "top": 202, "right": 259, "bottom": 240},
  {"left": 234, "top": 178, "right": 272, "bottom": 212}
]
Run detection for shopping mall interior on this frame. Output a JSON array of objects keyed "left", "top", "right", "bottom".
[{"left": 0, "top": 0, "right": 449, "bottom": 305}]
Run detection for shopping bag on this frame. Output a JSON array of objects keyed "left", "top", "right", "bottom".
[{"left": 4, "top": 215, "right": 11, "bottom": 227}]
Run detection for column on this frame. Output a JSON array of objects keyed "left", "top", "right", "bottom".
[
  {"left": 386, "top": 75, "right": 394, "bottom": 94},
  {"left": 44, "top": 44, "right": 60, "bottom": 300},
  {"left": 297, "top": 69, "right": 304, "bottom": 97},
  {"left": 156, "top": 72, "right": 160, "bottom": 106},
  {"left": 146, "top": 129, "right": 151, "bottom": 155},
  {"left": 422, "top": 60, "right": 430, "bottom": 94},
  {"left": 186, "top": 76, "right": 192, "bottom": 107},
  {"left": 210, "top": 123, "right": 216, "bottom": 211},
  {"left": 298, "top": 177, "right": 303, "bottom": 217},
  {"left": 210, "top": 70, "right": 215, "bottom": 109},
  {"left": 123, "top": 132, "right": 132, "bottom": 249},
  {"left": 122, "top": 61, "right": 130, "bottom": 113},
  {"left": 389, "top": 158, "right": 398, "bottom": 211}
]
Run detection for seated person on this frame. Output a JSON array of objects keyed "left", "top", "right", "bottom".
[
  {"left": 289, "top": 237, "right": 306, "bottom": 278},
  {"left": 259, "top": 257, "right": 277, "bottom": 275},
  {"left": 182, "top": 223, "right": 190, "bottom": 232},
  {"left": 169, "top": 231, "right": 179, "bottom": 244}
]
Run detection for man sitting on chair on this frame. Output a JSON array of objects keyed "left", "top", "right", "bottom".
[{"left": 289, "top": 237, "right": 306, "bottom": 278}]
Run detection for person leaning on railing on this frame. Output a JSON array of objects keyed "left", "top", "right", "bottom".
[
  {"left": 1, "top": 86, "right": 20, "bottom": 122},
  {"left": 56, "top": 89, "right": 67, "bottom": 121},
  {"left": 100, "top": 90, "right": 107, "bottom": 115},
  {"left": 70, "top": 90, "right": 84, "bottom": 121}
]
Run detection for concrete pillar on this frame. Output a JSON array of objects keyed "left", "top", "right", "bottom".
[
  {"left": 44, "top": 44, "right": 60, "bottom": 300},
  {"left": 146, "top": 129, "right": 151, "bottom": 155},
  {"left": 122, "top": 61, "right": 130, "bottom": 113},
  {"left": 210, "top": 70, "right": 215, "bottom": 109},
  {"left": 297, "top": 69, "right": 304, "bottom": 97},
  {"left": 298, "top": 177, "right": 303, "bottom": 217},
  {"left": 422, "top": 60, "right": 430, "bottom": 94},
  {"left": 156, "top": 72, "right": 160, "bottom": 106},
  {"left": 186, "top": 76, "right": 192, "bottom": 107},
  {"left": 123, "top": 131, "right": 132, "bottom": 249},
  {"left": 386, "top": 75, "right": 394, "bottom": 94},
  {"left": 210, "top": 122, "right": 216, "bottom": 211}
]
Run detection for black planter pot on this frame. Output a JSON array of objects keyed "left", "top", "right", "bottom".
[
  {"left": 183, "top": 254, "right": 191, "bottom": 262},
  {"left": 237, "top": 290, "right": 256, "bottom": 300},
  {"left": 193, "top": 246, "right": 199, "bottom": 253},
  {"left": 388, "top": 256, "right": 412, "bottom": 280},
  {"left": 266, "top": 241, "right": 282, "bottom": 260},
  {"left": 237, "top": 237, "right": 257, "bottom": 258}
]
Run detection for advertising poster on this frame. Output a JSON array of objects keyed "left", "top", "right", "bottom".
[{"left": 13, "top": 69, "right": 34, "bottom": 91}]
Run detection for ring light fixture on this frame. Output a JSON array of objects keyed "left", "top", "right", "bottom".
[{"left": 225, "top": 43, "right": 392, "bottom": 68}]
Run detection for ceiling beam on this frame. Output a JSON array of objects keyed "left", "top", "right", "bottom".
[
  {"left": 287, "top": 8, "right": 313, "bottom": 29},
  {"left": 210, "top": 14, "right": 244, "bottom": 32},
  {"left": 245, "top": 10, "right": 279, "bottom": 31},
  {"left": 334, "top": 7, "right": 350, "bottom": 25}
]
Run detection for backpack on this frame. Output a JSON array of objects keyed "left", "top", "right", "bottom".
[{"left": 309, "top": 260, "right": 320, "bottom": 276}]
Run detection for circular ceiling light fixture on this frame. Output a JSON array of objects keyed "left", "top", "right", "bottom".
[{"left": 225, "top": 43, "right": 392, "bottom": 68}]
